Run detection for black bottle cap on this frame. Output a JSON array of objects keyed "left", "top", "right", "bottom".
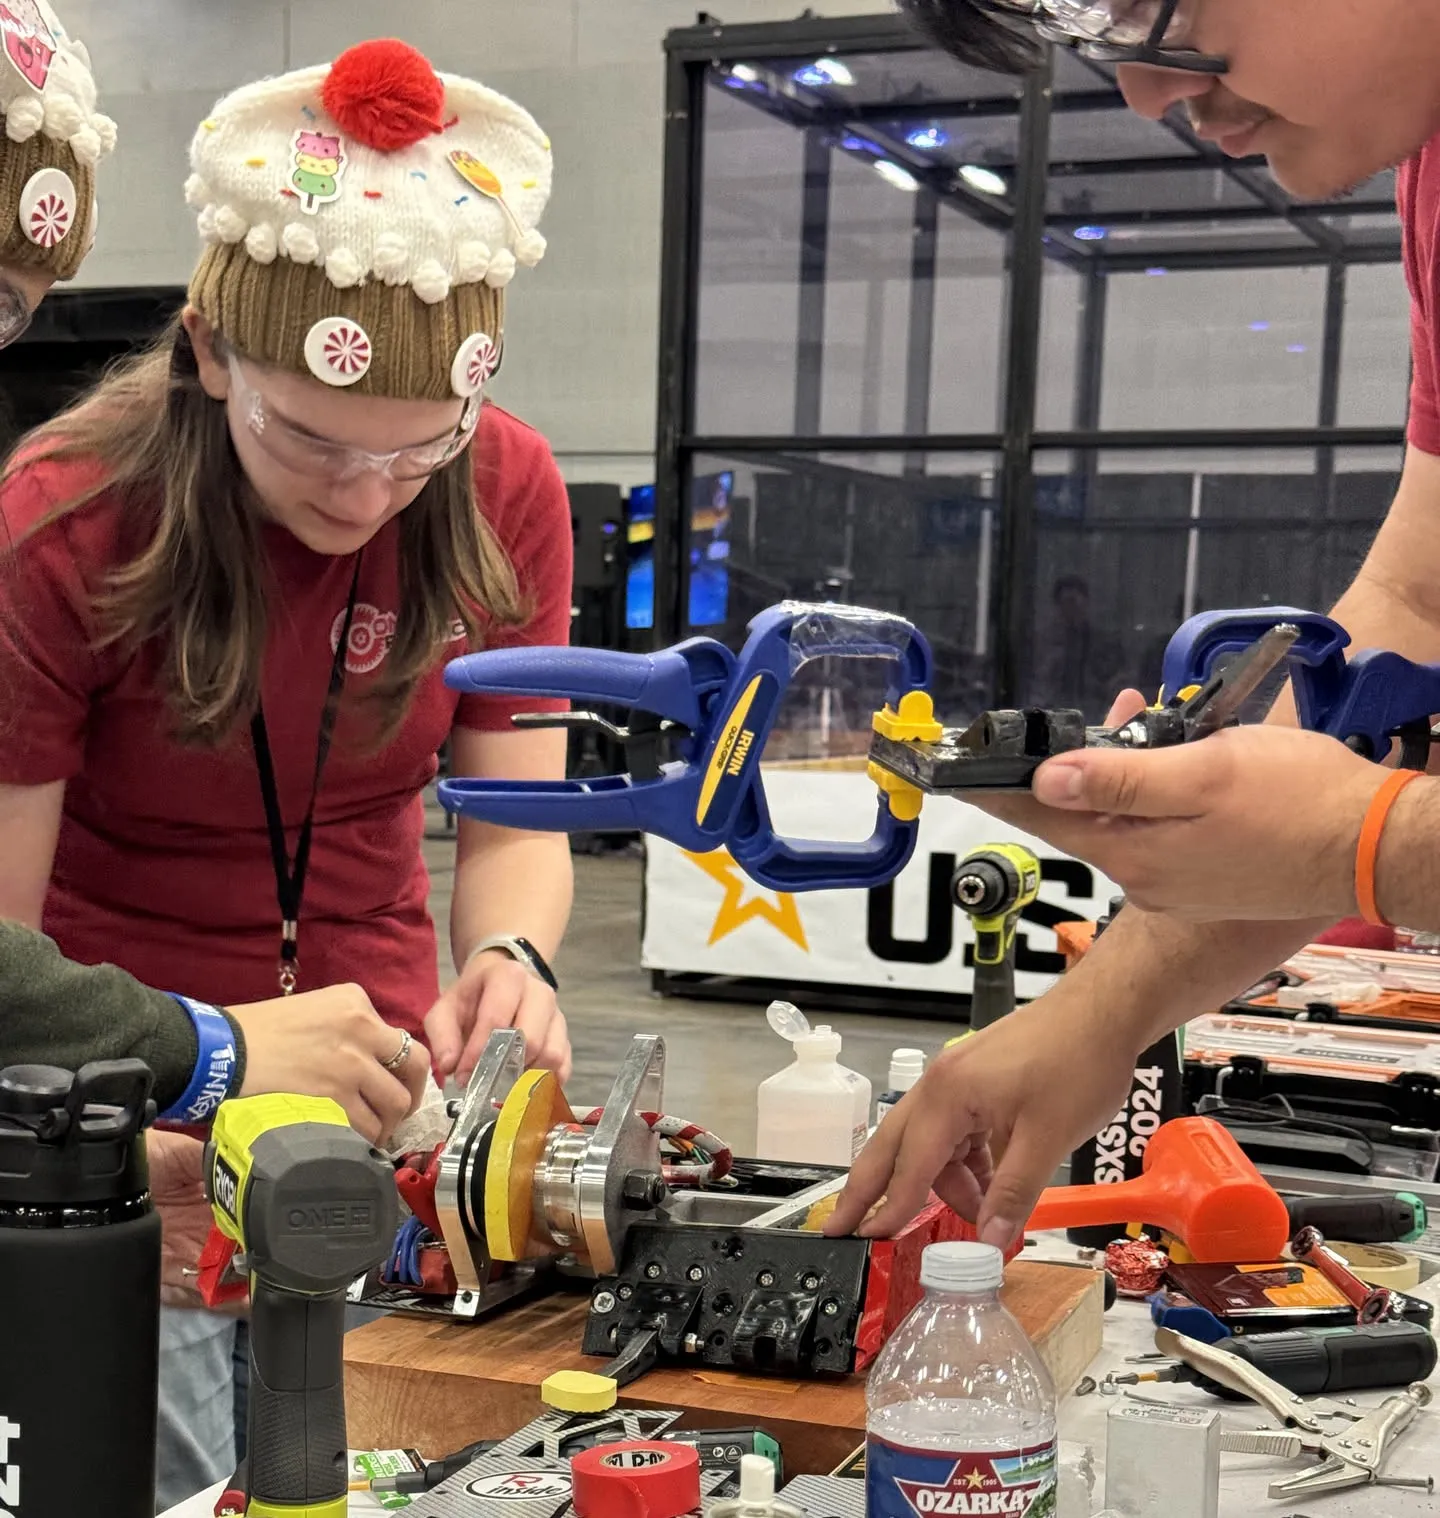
[{"left": 0, "top": 1060, "right": 157, "bottom": 1212}]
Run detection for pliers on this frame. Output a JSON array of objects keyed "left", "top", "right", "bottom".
[{"left": 1155, "top": 1327, "right": 1435, "bottom": 1499}]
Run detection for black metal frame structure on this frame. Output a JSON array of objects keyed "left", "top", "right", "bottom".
[{"left": 654, "top": 12, "right": 1407, "bottom": 704}]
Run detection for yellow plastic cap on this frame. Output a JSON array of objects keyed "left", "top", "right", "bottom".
[
  {"left": 872, "top": 690, "right": 943, "bottom": 744},
  {"left": 541, "top": 1370, "right": 618, "bottom": 1413}
]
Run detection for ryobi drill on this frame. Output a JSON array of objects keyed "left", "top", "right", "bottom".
[
  {"left": 952, "top": 843, "right": 1041, "bottom": 1031},
  {"left": 205, "top": 1094, "right": 397, "bottom": 1518}
]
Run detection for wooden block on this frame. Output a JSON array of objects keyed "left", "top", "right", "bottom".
[{"left": 344, "top": 1261, "right": 1102, "bottom": 1476}]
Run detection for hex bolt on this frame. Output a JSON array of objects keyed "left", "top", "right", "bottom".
[
  {"left": 591, "top": 1291, "right": 616, "bottom": 1315},
  {"left": 622, "top": 1169, "right": 667, "bottom": 1211},
  {"left": 683, "top": 1333, "right": 702, "bottom": 1355},
  {"left": 645, "top": 1263, "right": 662, "bottom": 1280}
]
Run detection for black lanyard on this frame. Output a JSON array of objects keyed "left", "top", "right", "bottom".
[{"left": 251, "top": 553, "right": 362, "bottom": 995}]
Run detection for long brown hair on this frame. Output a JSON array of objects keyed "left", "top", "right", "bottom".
[{"left": 5, "top": 315, "right": 524, "bottom": 745}]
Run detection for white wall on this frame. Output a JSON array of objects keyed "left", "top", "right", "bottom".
[
  {"left": 59, "top": 2, "right": 1411, "bottom": 487},
  {"left": 61, "top": 0, "right": 886, "bottom": 483}
]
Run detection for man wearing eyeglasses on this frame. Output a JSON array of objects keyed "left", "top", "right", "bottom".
[{"left": 829, "top": 1, "right": 1440, "bottom": 1246}]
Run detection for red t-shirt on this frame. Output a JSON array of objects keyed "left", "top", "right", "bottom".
[
  {"left": 0, "top": 404, "right": 572, "bottom": 1037},
  {"left": 1400, "top": 142, "right": 1440, "bottom": 453}
]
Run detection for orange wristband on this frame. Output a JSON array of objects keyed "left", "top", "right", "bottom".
[{"left": 1355, "top": 768, "right": 1424, "bottom": 927}]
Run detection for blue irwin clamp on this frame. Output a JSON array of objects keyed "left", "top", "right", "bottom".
[
  {"left": 1162, "top": 607, "right": 1440, "bottom": 767},
  {"left": 440, "top": 602, "right": 935, "bottom": 892}
]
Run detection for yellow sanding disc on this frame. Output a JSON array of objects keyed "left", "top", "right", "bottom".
[{"left": 484, "top": 1068, "right": 576, "bottom": 1262}]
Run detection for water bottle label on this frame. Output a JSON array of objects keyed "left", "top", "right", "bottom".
[{"left": 866, "top": 1435, "right": 1057, "bottom": 1517}]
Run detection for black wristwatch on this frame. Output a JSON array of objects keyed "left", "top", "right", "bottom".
[{"left": 470, "top": 933, "right": 559, "bottom": 991}]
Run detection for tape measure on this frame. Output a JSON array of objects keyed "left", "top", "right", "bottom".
[{"left": 571, "top": 1442, "right": 701, "bottom": 1518}]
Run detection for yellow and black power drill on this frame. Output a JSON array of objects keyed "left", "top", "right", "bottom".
[
  {"left": 952, "top": 843, "right": 1041, "bottom": 1031},
  {"left": 205, "top": 1095, "right": 398, "bottom": 1518}
]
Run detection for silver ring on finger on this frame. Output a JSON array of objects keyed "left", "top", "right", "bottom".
[{"left": 380, "top": 1029, "right": 413, "bottom": 1073}]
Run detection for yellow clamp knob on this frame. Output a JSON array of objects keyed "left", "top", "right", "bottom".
[
  {"left": 872, "top": 690, "right": 943, "bottom": 743},
  {"left": 541, "top": 1370, "right": 618, "bottom": 1413},
  {"left": 867, "top": 761, "right": 924, "bottom": 823}
]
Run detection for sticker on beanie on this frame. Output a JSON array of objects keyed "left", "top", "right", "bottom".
[
  {"left": 0, "top": 1, "right": 57, "bottom": 91},
  {"left": 290, "top": 127, "right": 347, "bottom": 215},
  {"left": 450, "top": 332, "right": 498, "bottom": 399},
  {"left": 19, "top": 166, "right": 74, "bottom": 247},
  {"left": 448, "top": 150, "right": 526, "bottom": 238},
  {"left": 305, "top": 315, "right": 372, "bottom": 386}
]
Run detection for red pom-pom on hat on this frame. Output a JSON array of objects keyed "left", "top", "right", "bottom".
[{"left": 321, "top": 39, "right": 444, "bottom": 152}]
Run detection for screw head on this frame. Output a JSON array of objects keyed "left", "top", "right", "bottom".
[
  {"left": 687, "top": 1265, "right": 705, "bottom": 1283},
  {"left": 591, "top": 1291, "right": 616, "bottom": 1315},
  {"left": 758, "top": 1270, "right": 776, "bottom": 1288},
  {"left": 617, "top": 1284, "right": 634, "bottom": 1301},
  {"left": 803, "top": 1274, "right": 821, "bottom": 1291},
  {"left": 645, "top": 1263, "right": 662, "bottom": 1279},
  {"left": 822, "top": 1299, "right": 840, "bottom": 1316}
]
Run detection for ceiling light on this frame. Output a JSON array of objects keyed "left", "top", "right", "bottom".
[
  {"left": 1145, "top": 266, "right": 1168, "bottom": 276},
  {"left": 1287, "top": 343, "right": 1307, "bottom": 354},
  {"left": 959, "top": 163, "right": 1008, "bottom": 196},
  {"left": 794, "top": 57, "right": 855, "bottom": 88},
  {"left": 727, "top": 63, "right": 760, "bottom": 84},
  {"left": 906, "top": 125, "right": 949, "bottom": 151},
  {"left": 1073, "top": 225, "right": 1107, "bottom": 241},
  {"left": 873, "top": 160, "right": 921, "bottom": 193},
  {"left": 1249, "top": 320, "right": 1270, "bottom": 332}
]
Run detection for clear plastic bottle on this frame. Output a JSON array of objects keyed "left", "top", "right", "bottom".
[
  {"left": 755, "top": 1001, "right": 871, "bottom": 1166},
  {"left": 708, "top": 1454, "right": 805, "bottom": 1518},
  {"left": 866, "top": 1242, "right": 1057, "bottom": 1518}
]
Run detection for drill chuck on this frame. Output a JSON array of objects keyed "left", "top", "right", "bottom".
[{"left": 953, "top": 858, "right": 1012, "bottom": 915}]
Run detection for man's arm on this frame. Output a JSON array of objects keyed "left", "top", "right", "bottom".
[{"left": 831, "top": 445, "right": 1440, "bottom": 1242}]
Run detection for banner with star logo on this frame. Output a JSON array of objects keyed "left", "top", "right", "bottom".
[{"left": 642, "top": 768, "right": 1117, "bottom": 997}]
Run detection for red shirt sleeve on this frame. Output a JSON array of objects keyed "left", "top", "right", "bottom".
[
  {"left": 454, "top": 406, "right": 574, "bottom": 733},
  {"left": 0, "top": 460, "right": 111, "bottom": 783},
  {"left": 1399, "top": 148, "right": 1440, "bottom": 455}
]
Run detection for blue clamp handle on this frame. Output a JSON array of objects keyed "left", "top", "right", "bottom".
[
  {"left": 440, "top": 603, "right": 934, "bottom": 893},
  {"left": 1162, "top": 606, "right": 1440, "bottom": 761}
]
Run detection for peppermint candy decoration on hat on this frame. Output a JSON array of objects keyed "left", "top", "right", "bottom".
[
  {"left": 19, "top": 167, "right": 75, "bottom": 248},
  {"left": 305, "top": 315, "right": 372, "bottom": 386},
  {"left": 450, "top": 331, "right": 498, "bottom": 398}
]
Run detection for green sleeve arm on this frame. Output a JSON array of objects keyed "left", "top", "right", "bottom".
[{"left": 0, "top": 921, "right": 247, "bottom": 1112}]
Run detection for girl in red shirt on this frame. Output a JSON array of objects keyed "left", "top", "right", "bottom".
[{"left": 0, "top": 40, "right": 574, "bottom": 1508}]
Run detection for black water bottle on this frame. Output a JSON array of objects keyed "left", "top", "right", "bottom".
[{"left": 0, "top": 1061, "right": 161, "bottom": 1516}]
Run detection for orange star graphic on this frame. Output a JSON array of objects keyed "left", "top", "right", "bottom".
[{"left": 684, "top": 849, "right": 810, "bottom": 952}]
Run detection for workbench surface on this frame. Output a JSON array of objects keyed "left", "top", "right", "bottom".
[{"left": 161, "top": 1235, "right": 1440, "bottom": 1518}]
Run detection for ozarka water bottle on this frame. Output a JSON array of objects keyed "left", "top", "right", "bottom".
[
  {"left": 0, "top": 1062, "right": 161, "bottom": 1517},
  {"left": 867, "top": 1242, "right": 1057, "bottom": 1518}
]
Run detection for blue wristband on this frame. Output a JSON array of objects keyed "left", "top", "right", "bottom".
[{"left": 161, "top": 994, "right": 240, "bottom": 1124}]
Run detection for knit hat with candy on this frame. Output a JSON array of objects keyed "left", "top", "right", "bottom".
[
  {"left": 0, "top": 1, "right": 115, "bottom": 280},
  {"left": 185, "top": 38, "right": 551, "bottom": 402}
]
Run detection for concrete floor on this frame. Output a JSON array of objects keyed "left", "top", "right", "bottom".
[{"left": 422, "top": 813, "right": 954, "bottom": 1155}]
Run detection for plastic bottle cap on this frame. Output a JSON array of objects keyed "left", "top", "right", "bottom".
[
  {"left": 888, "top": 1049, "right": 925, "bottom": 1089},
  {"left": 766, "top": 1000, "right": 811, "bottom": 1042},
  {"left": 794, "top": 1026, "right": 842, "bottom": 1060},
  {"left": 739, "top": 1455, "right": 775, "bottom": 1503},
  {"left": 920, "top": 1241, "right": 1004, "bottom": 1293},
  {"left": 541, "top": 1370, "right": 617, "bottom": 1412}
]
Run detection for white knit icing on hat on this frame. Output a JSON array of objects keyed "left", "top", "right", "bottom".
[
  {"left": 0, "top": 1, "right": 117, "bottom": 167},
  {"left": 186, "top": 43, "right": 552, "bottom": 304}
]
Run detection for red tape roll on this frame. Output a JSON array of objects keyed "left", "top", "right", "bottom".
[{"left": 571, "top": 1441, "right": 701, "bottom": 1518}]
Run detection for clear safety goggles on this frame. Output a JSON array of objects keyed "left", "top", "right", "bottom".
[
  {"left": 0, "top": 280, "right": 35, "bottom": 350},
  {"left": 226, "top": 353, "right": 480, "bottom": 483},
  {"left": 980, "top": 0, "right": 1227, "bottom": 74}
]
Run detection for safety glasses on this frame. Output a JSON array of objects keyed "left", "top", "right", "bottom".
[
  {"left": 980, "top": 0, "right": 1227, "bottom": 75},
  {"left": 226, "top": 353, "right": 480, "bottom": 483},
  {"left": 0, "top": 280, "right": 34, "bottom": 350}
]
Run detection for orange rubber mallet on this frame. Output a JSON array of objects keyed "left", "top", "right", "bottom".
[{"left": 1027, "top": 1116, "right": 1289, "bottom": 1263}]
